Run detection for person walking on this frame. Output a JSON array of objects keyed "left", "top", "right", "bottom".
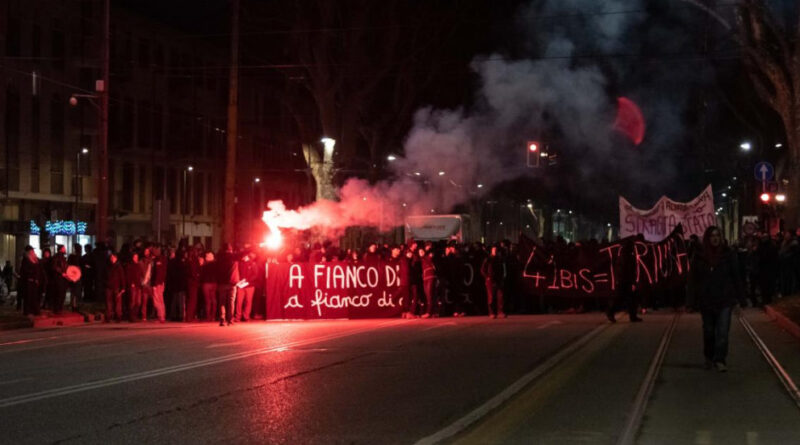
[
  {"left": 150, "top": 246, "right": 168, "bottom": 322},
  {"left": 184, "top": 248, "right": 201, "bottom": 322},
  {"left": 481, "top": 246, "right": 507, "bottom": 319},
  {"left": 105, "top": 252, "right": 126, "bottom": 322},
  {"left": 67, "top": 244, "right": 83, "bottom": 311},
  {"left": 124, "top": 252, "right": 144, "bottom": 322},
  {"left": 47, "top": 245, "right": 69, "bottom": 314},
  {"left": 607, "top": 238, "right": 643, "bottom": 323},
  {"left": 200, "top": 251, "right": 218, "bottom": 322},
  {"left": 688, "top": 226, "right": 746, "bottom": 372},
  {"left": 216, "top": 243, "right": 239, "bottom": 326},
  {"left": 420, "top": 249, "right": 437, "bottom": 318},
  {"left": 20, "top": 247, "right": 44, "bottom": 316}
]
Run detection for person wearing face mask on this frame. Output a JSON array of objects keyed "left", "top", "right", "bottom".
[{"left": 688, "top": 226, "right": 747, "bottom": 373}]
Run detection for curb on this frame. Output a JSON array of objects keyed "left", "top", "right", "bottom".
[
  {"left": 765, "top": 304, "right": 800, "bottom": 341},
  {"left": 0, "top": 319, "right": 34, "bottom": 330}
]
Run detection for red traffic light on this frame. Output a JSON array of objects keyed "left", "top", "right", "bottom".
[
  {"left": 760, "top": 193, "right": 771, "bottom": 203},
  {"left": 528, "top": 142, "right": 539, "bottom": 152}
]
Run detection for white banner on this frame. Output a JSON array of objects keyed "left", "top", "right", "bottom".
[
  {"left": 619, "top": 185, "right": 716, "bottom": 241},
  {"left": 405, "top": 215, "right": 463, "bottom": 241}
]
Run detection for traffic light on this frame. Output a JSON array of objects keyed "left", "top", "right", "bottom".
[
  {"left": 760, "top": 193, "right": 771, "bottom": 203},
  {"left": 527, "top": 141, "right": 540, "bottom": 167}
]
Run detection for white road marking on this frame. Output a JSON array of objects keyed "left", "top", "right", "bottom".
[
  {"left": 0, "top": 319, "right": 407, "bottom": 409},
  {"left": 537, "top": 320, "right": 563, "bottom": 330},
  {"left": 414, "top": 323, "right": 609, "bottom": 445}
]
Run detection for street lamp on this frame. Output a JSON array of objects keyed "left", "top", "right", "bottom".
[
  {"left": 321, "top": 137, "right": 336, "bottom": 155},
  {"left": 387, "top": 154, "right": 397, "bottom": 162},
  {"left": 74, "top": 147, "right": 89, "bottom": 218},
  {"left": 740, "top": 141, "right": 752, "bottom": 151},
  {"left": 182, "top": 165, "right": 193, "bottom": 239},
  {"left": 776, "top": 193, "right": 786, "bottom": 203}
]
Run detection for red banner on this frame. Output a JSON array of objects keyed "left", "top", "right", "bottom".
[{"left": 266, "top": 260, "right": 406, "bottom": 319}]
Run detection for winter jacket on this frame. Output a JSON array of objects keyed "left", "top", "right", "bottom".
[{"left": 688, "top": 247, "right": 746, "bottom": 311}]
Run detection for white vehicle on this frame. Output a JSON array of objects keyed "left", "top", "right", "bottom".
[{"left": 405, "top": 214, "right": 473, "bottom": 243}]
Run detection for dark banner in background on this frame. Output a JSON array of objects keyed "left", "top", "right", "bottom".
[
  {"left": 518, "top": 225, "right": 690, "bottom": 299},
  {"left": 266, "top": 261, "right": 406, "bottom": 319}
]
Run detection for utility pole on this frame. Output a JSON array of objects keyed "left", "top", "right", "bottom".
[
  {"left": 97, "top": 0, "right": 110, "bottom": 244},
  {"left": 223, "top": 0, "right": 240, "bottom": 244}
]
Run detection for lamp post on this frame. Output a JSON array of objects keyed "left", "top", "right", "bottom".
[
  {"left": 74, "top": 147, "right": 89, "bottom": 216},
  {"left": 183, "top": 165, "right": 193, "bottom": 240}
]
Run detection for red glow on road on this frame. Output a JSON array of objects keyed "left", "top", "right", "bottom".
[{"left": 614, "top": 97, "right": 645, "bottom": 146}]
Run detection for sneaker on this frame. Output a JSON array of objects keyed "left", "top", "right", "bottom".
[
  {"left": 219, "top": 321, "right": 225, "bottom": 327},
  {"left": 714, "top": 362, "right": 727, "bottom": 372}
]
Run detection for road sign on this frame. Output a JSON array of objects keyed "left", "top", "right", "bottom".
[{"left": 754, "top": 161, "right": 774, "bottom": 182}]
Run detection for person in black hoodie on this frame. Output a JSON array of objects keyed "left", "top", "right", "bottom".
[
  {"left": 216, "top": 243, "right": 239, "bottom": 326},
  {"left": 106, "top": 252, "right": 126, "bottom": 322},
  {"left": 48, "top": 245, "right": 69, "bottom": 314},
  {"left": 688, "top": 226, "right": 746, "bottom": 372},
  {"left": 20, "top": 246, "right": 45, "bottom": 316}
]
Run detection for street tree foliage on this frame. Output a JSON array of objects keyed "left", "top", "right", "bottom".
[{"left": 737, "top": 0, "right": 800, "bottom": 224}]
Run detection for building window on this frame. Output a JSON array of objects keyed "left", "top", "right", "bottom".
[
  {"left": 31, "top": 98, "right": 40, "bottom": 192},
  {"left": 6, "top": 17, "right": 21, "bottom": 56},
  {"left": 139, "top": 166, "right": 147, "bottom": 213},
  {"left": 193, "top": 172, "right": 204, "bottom": 215},
  {"left": 122, "top": 162, "right": 134, "bottom": 211},
  {"left": 138, "top": 38, "right": 150, "bottom": 68},
  {"left": 153, "top": 103, "right": 163, "bottom": 150},
  {"left": 32, "top": 24, "right": 41, "bottom": 58},
  {"left": 167, "top": 168, "right": 177, "bottom": 213},
  {"left": 153, "top": 166, "right": 165, "bottom": 201},
  {"left": 2, "top": 87, "right": 21, "bottom": 191},
  {"left": 51, "top": 21, "right": 65, "bottom": 70},
  {"left": 137, "top": 101, "right": 151, "bottom": 148},
  {"left": 50, "top": 94, "right": 65, "bottom": 194}
]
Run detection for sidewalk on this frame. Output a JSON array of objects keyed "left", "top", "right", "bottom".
[{"left": 637, "top": 310, "right": 800, "bottom": 444}]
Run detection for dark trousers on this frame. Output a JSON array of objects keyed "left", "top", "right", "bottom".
[
  {"left": 185, "top": 281, "right": 199, "bottom": 322},
  {"left": 49, "top": 284, "right": 68, "bottom": 314},
  {"left": 236, "top": 287, "right": 254, "bottom": 321},
  {"left": 485, "top": 280, "right": 504, "bottom": 316},
  {"left": 218, "top": 285, "right": 236, "bottom": 323},
  {"left": 202, "top": 283, "right": 218, "bottom": 321},
  {"left": 106, "top": 288, "right": 123, "bottom": 321},
  {"left": 607, "top": 287, "right": 639, "bottom": 319},
  {"left": 701, "top": 306, "right": 732, "bottom": 364},
  {"left": 405, "top": 285, "right": 419, "bottom": 315},
  {"left": 128, "top": 287, "right": 142, "bottom": 321},
  {"left": 22, "top": 282, "right": 40, "bottom": 316},
  {"left": 423, "top": 278, "right": 436, "bottom": 315}
]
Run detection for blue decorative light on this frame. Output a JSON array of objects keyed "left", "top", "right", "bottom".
[{"left": 34, "top": 220, "right": 89, "bottom": 236}]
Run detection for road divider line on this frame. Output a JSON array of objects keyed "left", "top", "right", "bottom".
[
  {"left": 739, "top": 312, "right": 800, "bottom": 411},
  {"left": 616, "top": 313, "right": 680, "bottom": 445},
  {"left": 414, "top": 322, "right": 610, "bottom": 445},
  {"left": 0, "top": 319, "right": 407, "bottom": 409}
]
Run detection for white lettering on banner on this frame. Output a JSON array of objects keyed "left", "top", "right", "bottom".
[
  {"left": 367, "top": 267, "right": 379, "bottom": 287},
  {"left": 314, "top": 264, "right": 325, "bottom": 288},
  {"left": 378, "top": 290, "right": 396, "bottom": 307},
  {"left": 463, "top": 264, "right": 474, "bottom": 286},
  {"left": 332, "top": 265, "right": 345, "bottom": 288},
  {"left": 289, "top": 264, "right": 305, "bottom": 288},
  {"left": 357, "top": 266, "right": 367, "bottom": 288},
  {"left": 284, "top": 295, "right": 304, "bottom": 309},
  {"left": 385, "top": 265, "right": 398, "bottom": 287},
  {"left": 619, "top": 185, "right": 716, "bottom": 241},
  {"left": 311, "top": 289, "right": 372, "bottom": 317}
]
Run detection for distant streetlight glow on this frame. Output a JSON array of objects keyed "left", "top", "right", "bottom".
[
  {"left": 776, "top": 194, "right": 786, "bottom": 202},
  {"left": 187, "top": 165, "right": 194, "bottom": 172},
  {"left": 387, "top": 154, "right": 397, "bottom": 161},
  {"left": 760, "top": 193, "right": 771, "bottom": 202},
  {"left": 254, "top": 177, "right": 260, "bottom": 183},
  {"left": 438, "top": 171, "right": 445, "bottom": 176},
  {"left": 321, "top": 137, "right": 336, "bottom": 154},
  {"left": 740, "top": 142, "right": 752, "bottom": 151},
  {"left": 81, "top": 147, "right": 89, "bottom": 154},
  {"left": 721, "top": 193, "right": 727, "bottom": 197},
  {"left": 775, "top": 143, "right": 783, "bottom": 148},
  {"left": 477, "top": 183, "right": 483, "bottom": 188}
]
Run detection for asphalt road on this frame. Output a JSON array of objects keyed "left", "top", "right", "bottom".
[{"left": 0, "top": 310, "right": 798, "bottom": 444}]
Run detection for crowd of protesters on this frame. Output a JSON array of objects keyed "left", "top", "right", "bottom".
[{"left": 3, "top": 226, "right": 800, "bottom": 324}]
